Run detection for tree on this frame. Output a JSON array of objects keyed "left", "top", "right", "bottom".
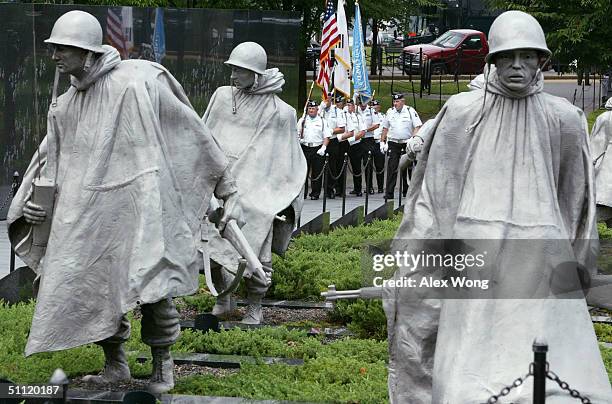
[{"left": 486, "top": 0, "right": 612, "bottom": 72}]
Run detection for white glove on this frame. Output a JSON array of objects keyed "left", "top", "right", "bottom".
[
  {"left": 336, "top": 133, "right": 345, "bottom": 142},
  {"left": 407, "top": 135, "right": 424, "bottom": 154},
  {"left": 348, "top": 136, "right": 356, "bottom": 143},
  {"left": 379, "top": 141, "right": 388, "bottom": 153},
  {"left": 316, "top": 145, "right": 327, "bottom": 156}
]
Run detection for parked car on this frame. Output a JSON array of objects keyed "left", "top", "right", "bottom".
[
  {"left": 306, "top": 41, "right": 321, "bottom": 71},
  {"left": 397, "top": 29, "right": 488, "bottom": 75}
]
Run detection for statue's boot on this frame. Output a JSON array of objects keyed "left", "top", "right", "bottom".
[
  {"left": 148, "top": 346, "right": 174, "bottom": 394},
  {"left": 241, "top": 292, "right": 264, "bottom": 325},
  {"left": 82, "top": 342, "right": 131, "bottom": 384},
  {"left": 212, "top": 294, "right": 236, "bottom": 317}
]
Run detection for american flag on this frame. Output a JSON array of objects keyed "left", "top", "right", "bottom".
[
  {"left": 106, "top": 7, "right": 128, "bottom": 59},
  {"left": 316, "top": 0, "right": 340, "bottom": 99}
]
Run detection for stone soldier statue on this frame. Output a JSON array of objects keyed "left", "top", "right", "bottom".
[
  {"left": 298, "top": 100, "right": 331, "bottom": 200},
  {"left": 203, "top": 42, "right": 307, "bottom": 324},
  {"left": 7, "top": 11, "right": 244, "bottom": 393},
  {"left": 591, "top": 97, "right": 612, "bottom": 224},
  {"left": 384, "top": 10, "right": 612, "bottom": 403}
]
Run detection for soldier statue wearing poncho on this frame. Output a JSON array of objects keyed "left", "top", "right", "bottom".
[
  {"left": 383, "top": 11, "right": 612, "bottom": 403},
  {"left": 7, "top": 11, "right": 244, "bottom": 394},
  {"left": 590, "top": 97, "right": 612, "bottom": 225},
  {"left": 203, "top": 42, "right": 307, "bottom": 324}
]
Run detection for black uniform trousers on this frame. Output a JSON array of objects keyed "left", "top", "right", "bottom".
[
  {"left": 348, "top": 142, "right": 365, "bottom": 194},
  {"left": 327, "top": 138, "right": 349, "bottom": 196},
  {"left": 361, "top": 137, "right": 384, "bottom": 193},
  {"left": 385, "top": 141, "right": 410, "bottom": 199},
  {"left": 301, "top": 144, "right": 325, "bottom": 198}
]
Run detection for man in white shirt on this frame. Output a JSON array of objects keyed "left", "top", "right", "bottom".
[
  {"left": 380, "top": 93, "right": 422, "bottom": 200},
  {"left": 357, "top": 99, "right": 382, "bottom": 194},
  {"left": 337, "top": 99, "right": 367, "bottom": 196},
  {"left": 370, "top": 100, "right": 386, "bottom": 193},
  {"left": 319, "top": 94, "right": 347, "bottom": 198},
  {"left": 298, "top": 100, "right": 331, "bottom": 200}
]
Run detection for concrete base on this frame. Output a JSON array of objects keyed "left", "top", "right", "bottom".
[
  {"left": 293, "top": 211, "right": 330, "bottom": 236},
  {"left": 586, "top": 274, "right": 612, "bottom": 310},
  {"left": 0, "top": 266, "right": 36, "bottom": 304},
  {"left": 330, "top": 206, "right": 364, "bottom": 230},
  {"left": 365, "top": 201, "right": 394, "bottom": 224}
]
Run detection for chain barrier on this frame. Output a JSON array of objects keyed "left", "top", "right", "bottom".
[
  {"left": 483, "top": 362, "right": 592, "bottom": 403},
  {"left": 307, "top": 160, "right": 328, "bottom": 182},
  {"left": 485, "top": 367, "right": 533, "bottom": 403},
  {"left": 546, "top": 368, "right": 592, "bottom": 403},
  {"left": 0, "top": 184, "right": 16, "bottom": 213},
  {"left": 327, "top": 159, "right": 348, "bottom": 181},
  {"left": 346, "top": 155, "right": 373, "bottom": 177}
]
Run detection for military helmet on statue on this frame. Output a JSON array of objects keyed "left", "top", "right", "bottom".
[
  {"left": 486, "top": 10, "right": 551, "bottom": 63},
  {"left": 45, "top": 10, "right": 105, "bottom": 53},
  {"left": 225, "top": 42, "right": 267, "bottom": 75}
]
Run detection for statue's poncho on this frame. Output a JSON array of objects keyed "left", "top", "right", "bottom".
[
  {"left": 591, "top": 97, "right": 612, "bottom": 207},
  {"left": 8, "top": 46, "right": 228, "bottom": 355},
  {"left": 384, "top": 70, "right": 612, "bottom": 403},
  {"left": 202, "top": 68, "right": 306, "bottom": 268}
]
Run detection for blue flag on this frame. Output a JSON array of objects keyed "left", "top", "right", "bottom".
[
  {"left": 352, "top": 2, "right": 371, "bottom": 103},
  {"left": 152, "top": 8, "right": 165, "bottom": 63}
]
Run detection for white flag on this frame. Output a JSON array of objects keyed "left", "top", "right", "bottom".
[{"left": 333, "top": 0, "right": 351, "bottom": 98}]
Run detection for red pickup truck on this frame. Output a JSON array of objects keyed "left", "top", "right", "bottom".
[{"left": 398, "top": 29, "right": 488, "bottom": 75}]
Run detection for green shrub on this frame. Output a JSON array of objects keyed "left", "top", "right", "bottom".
[
  {"left": 601, "top": 344, "right": 612, "bottom": 383},
  {"left": 173, "top": 338, "right": 389, "bottom": 403},
  {"left": 331, "top": 300, "right": 387, "bottom": 340},
  {"left": 595, "top": 323, "right": 612, "bottom": 343}
]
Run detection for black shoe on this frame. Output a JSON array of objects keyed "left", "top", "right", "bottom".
[
  {"left": 385, "top": 194, "right": 394, "bottom": 200},
  {"left": 368, "top": 189, "right": 375, "bottom": 195},
  {"left": 355, "top": 191, "right": 363, "bottom": 197},
  {"left": 378, "top": 189, "right": 384, "bottom": 193},
  {"left": 349, "top": 190, "right": 358, "bottom": 195},
  {"left": 327, "top": 193, "right": 335, "bottom": 199},
  {"left": 310, "top": 195, "right": 319, "bottom": 200}
]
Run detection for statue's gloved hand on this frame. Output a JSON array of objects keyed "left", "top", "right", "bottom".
[
  {"left": 220, "top": 192, "right": 245, "bottom": 231},
  {"left": 23, "top": 200, "right": 47, "bottom": 225},
  {"left": 316, "top": 145, "right": 327, "bottom": 156}
]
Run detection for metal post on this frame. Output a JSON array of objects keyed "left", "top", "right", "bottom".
[
  {"left": 532, "top": 339, "right": 548, "bottom": 404},
  {"left": 391, "top": 49, "right": 396, "bottom": 94},
  {"left": 383, "top": 150, "right": 389, "bottom": 204},
  {"left": 572, "top": 88, "right": 577, "bottom": 106},
  {"left": 592, "top": 71, "right": 596, "bottom": 112},
  {"left": 439, "top": 55, "right": 443, "bottom": 109},
  {"left": 341, "top": 153, "right": 348, "bottom": 216},
  {"left": 402, "top": 50, "right": 406, "bottom": 77},
  {"left": 427, "top": 60, "right": 432, "bottom": 96},
  {"left": 398, "top": 168, "right": 404, "bottom": 207},
  {"left": 304, "top": 163, "right": 309, "bottom": 200},
  {"left": 409, "top": 53, "right": 413, "bottom": 82},
  {"left": 365, "top": 151, "right": 371, "bottom": 215},
  {"left": 322, "top": 154, "right": 329, "bottom": 213},
  {"left": 582, "top": 76, "right": 585, "bottom": 112},
  {"left": 10, "top": 171, "right": 20, "bottom": 273},
  {"left": 419, "top": 48, "right": 423, "bottom": 98}
]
